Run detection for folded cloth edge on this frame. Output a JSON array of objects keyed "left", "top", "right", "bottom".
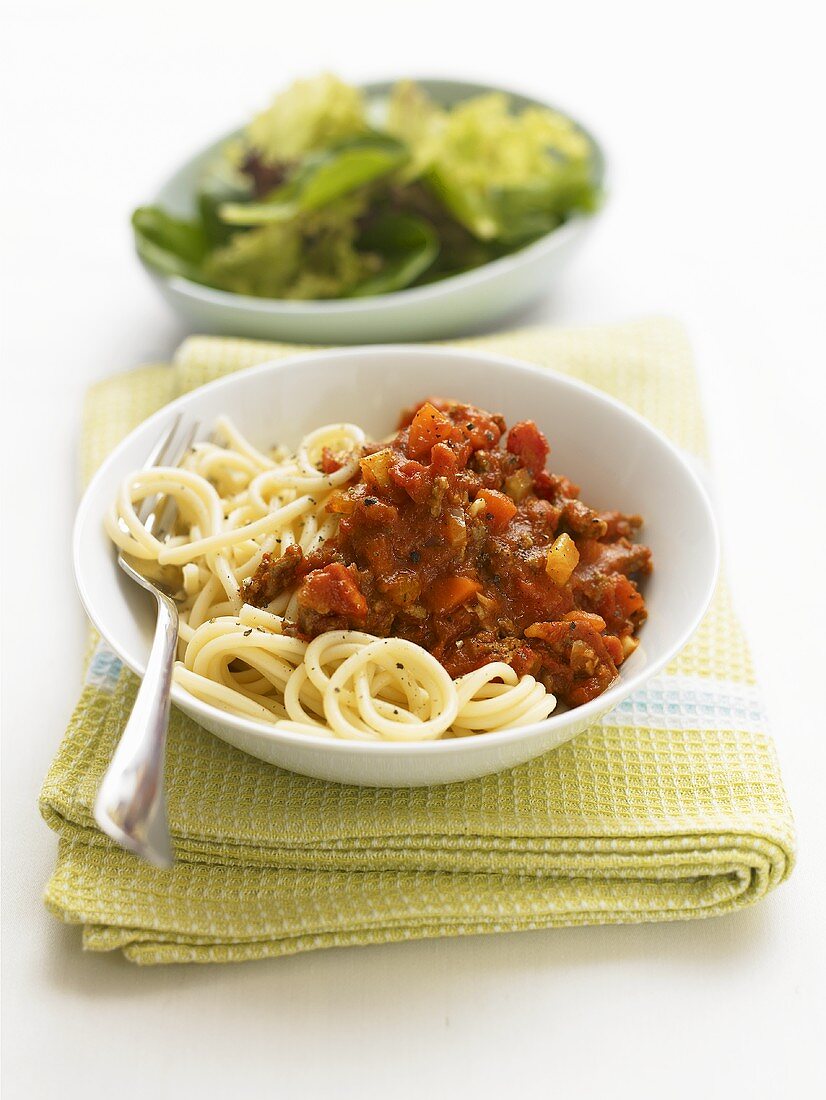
[{"left": 40, "top": 318, "right": 796, "bottom": 964}]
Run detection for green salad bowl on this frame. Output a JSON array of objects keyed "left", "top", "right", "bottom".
[{"left": 139, "top": 79, "right": 605, "bottom": 344}]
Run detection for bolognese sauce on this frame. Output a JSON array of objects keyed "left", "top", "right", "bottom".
[{"left": 243, "top": 399, "right": 652, "bottom": 708}]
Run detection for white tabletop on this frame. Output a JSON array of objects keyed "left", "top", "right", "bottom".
[{"left": 3, "top": 2, "right": 825, "bottom": 1096}]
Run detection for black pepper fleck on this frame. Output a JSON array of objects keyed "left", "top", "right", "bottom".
[
  {"left": 364, "top": 497, "right": 378, "bottom": 507},
  {"left": 409, "top": 550, "right": 421, "bottom": 563}
]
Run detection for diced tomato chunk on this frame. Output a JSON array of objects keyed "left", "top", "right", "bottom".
[
  {"left": 475, "top": 488, "right": 517, "bottom": 532},
  {"left": 407, "top": 402, "right": 456, "bottom": 461},
  {"left": 320, "top": 447, "right": 344, "bottom": 474},
  {"left": 388, "top": 459, "right": 432, "bottom": 503},
  {"left": 430, "top": 439, "right": 470, "bottom": 476},
  {"left": 506, "top": 420, "right": 550, "bottom": 473},
  {"left": 456, "top": 410, "right": 503, "bottom": 451},
  {"left": 563, "top": 610, "right": 607, "bottom": 631},
  {"left": 298, "top": 564, "right": 367, "bottom": 619},
  {"left": 430, "top": 441, "right": 459, "bottom": 477},
  {"left": 363, "top": 535, "right": 395, "bottom": 576},
  {"left": 603, "top": 634, "right": 624, "bottom": 665},
  {"left": 567, "top": 677, "right": 607, "bottom": 707},
  {"left": 614, "top": 574, "right": 645, "bottom": 619},
  {"left": 533, "top": 469, "right": 580, "bottom": 502},
  {"left": 524, "top": 621, "right": 569, "bottom": 645},
  {"left": 353, "top": 497, "right": 398, "bottom": 526}
]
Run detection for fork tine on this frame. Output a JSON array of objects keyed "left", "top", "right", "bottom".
[
  {"left": 115, "top": 417, "right": 184, "bottom": 537},
  {"left": 137, "top": 417, "right": 183, "bottom": 528},
  {"left": 145, "top": 413, "right": 184, "bottom": 469},
  {"left": 143, "top": 419, "right": 202, "bottom": 537}
]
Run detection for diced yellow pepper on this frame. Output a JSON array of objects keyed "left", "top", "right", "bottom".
[
  {"left": 504, "top": 467, "right": 533, "bottom": 503},
  {"left": 359, "top": 448, "right": 394, "bottom": 489},
  {"left": 545, "top": 533, "right": 580, "bottom": 585}
]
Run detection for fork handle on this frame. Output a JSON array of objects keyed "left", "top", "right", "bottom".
[{"left": 93, "top": 591, "right": 178, "bottom": 867}]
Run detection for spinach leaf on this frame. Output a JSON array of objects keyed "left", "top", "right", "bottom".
[
  {"left": 131, "top": 207, "right": 208, "bottom": 280},
  {"left": 197, "top": 161, "right": 253, "bottom": 247},
  {"left": 349, "top": 212, "right": 439, "bottom": 297},
  {"left": 219, "top": 135, "right": 407, "bottom": 226}
]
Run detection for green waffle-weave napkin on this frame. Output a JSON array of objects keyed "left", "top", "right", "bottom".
[{"left": 40, "top": 319, "right": 795, "bottom": 965}]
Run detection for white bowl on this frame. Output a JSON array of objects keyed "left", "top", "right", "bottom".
[
  {"left": 73, "top": 347, "right": 718, "bottom": 787},
  {"left": 141, "top": 79, "right": 605, "bottom": 343}
]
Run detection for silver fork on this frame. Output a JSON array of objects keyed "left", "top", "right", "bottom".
[{"left": 93, "top": 415, "right": 199, "bottom": 867}]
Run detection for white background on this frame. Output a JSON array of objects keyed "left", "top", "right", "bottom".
[{"left": 2, "top": 1, "right": 825, "bottom": 1096}]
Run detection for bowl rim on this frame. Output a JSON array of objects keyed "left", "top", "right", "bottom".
[
  {"left": 142, "top": 76, "right": 607, "bottom": 314},
  {"left": 73, "top": 345, "right": 720, "bottom": 757}
]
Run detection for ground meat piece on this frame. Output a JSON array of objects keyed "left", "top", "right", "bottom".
[
  {"left": 598, "top": 510, "right": 644, "bottom": 540},
  {"left": 561, "top": 499, "right": 608, "bottom": 538},
  {"left": 525, "top": 620, "right": 619, "bottom": 706},
  {"left": 575, "top": 538, "right": 653, "bottom": 583},
  {"left": 440, "top": 632, "right": 540, "bottom": 679},
  {"left": 242, "top": 545, "right": 305, "bottom": 607},
  {"left": 533, "top": 470, "right": 580, "bottom": 502}
]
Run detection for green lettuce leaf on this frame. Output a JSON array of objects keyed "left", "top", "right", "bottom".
[
  {"left": 384, "top": 79, "right": 447, "bottom": 181},
  {"left": 202, "top": 196, "right": 380, "bottom": 299},
  {"left": 245, "top": 73, "right": 368, "bottom": 162},
  {"left": 388, "top": 85, "right": 599, "bottom": 241}
]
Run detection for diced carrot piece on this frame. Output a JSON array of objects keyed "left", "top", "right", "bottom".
[
  {"left": 426, "top": 575, "right": 482, "bottom": 612},
  {"left": 407, "top": 402, "right": 455, "bottom": 461},
  {"left": 474, "top": 488, "right": 517, "bottom": 533}
]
